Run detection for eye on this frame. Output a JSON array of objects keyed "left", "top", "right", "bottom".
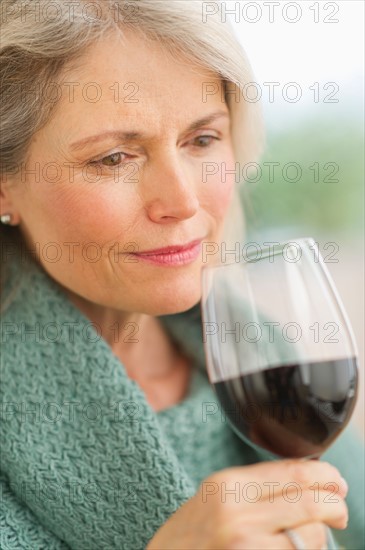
[
  {"left": 190, "top": 135, "right": 219, "bottom": 148},
  {"left": 88, "top": 151, "right": 129, "bottom": 168},
  {"left": 98, "top": 152, "right": 124, "bottom": 166}
]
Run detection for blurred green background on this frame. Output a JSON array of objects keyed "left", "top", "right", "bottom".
[{"left": 241, "top": 112, "right": 364, "bottom": 238}]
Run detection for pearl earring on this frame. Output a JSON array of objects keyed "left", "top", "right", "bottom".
[{"left": 1, "top": 214, "right": 13, "bottom": 224}]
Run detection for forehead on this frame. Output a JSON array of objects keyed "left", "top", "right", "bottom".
[{"left": 52, "top": 30, "right": 225, "bottom": 129}]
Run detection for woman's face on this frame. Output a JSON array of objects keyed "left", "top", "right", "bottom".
[{"left": 7, "top": 31, "right": 236, "bottom": 315}]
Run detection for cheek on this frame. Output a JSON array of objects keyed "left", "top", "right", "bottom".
[
  {"left": 37, "top": 183, "right": 139, "bottom": 246},
  {"left": 200, "top": 159, "right": 236, "bottom": 220}
]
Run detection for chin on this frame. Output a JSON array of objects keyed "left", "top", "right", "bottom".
[{"left": 138, "top": 287, "right": 202, "bottom": 317}]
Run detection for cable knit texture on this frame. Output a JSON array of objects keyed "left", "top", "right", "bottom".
[{"left": 1, "top": 256, "right": 364, "bottom": 549}]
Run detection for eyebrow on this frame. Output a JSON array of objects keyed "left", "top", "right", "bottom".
[{"left": 69, "top": 110, "right": 230, "bottom": 152}]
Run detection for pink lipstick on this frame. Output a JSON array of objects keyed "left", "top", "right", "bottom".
[{"left": 130, "top": 239, "right": 203, "bottom": 266}]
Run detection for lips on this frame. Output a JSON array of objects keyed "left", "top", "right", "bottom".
[
  {"left": 134, "top": 239, "right": 203, "bottom": 256},
  {"left": 125, "top": 238, "right": 204, "bottom": 267}
]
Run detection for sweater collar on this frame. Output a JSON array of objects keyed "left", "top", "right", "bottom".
[{"left": 1, "top": 256, "right": 207, "bottom": 548}]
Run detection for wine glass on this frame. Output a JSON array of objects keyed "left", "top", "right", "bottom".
[{"left": 201, "top": 238, "right": 359, "bottom": 550}]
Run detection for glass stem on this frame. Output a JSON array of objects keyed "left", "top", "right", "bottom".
[{"left": 326, "top": 526, "right": 338, "bottom": 550}]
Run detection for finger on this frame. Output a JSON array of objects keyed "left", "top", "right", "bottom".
[
  {"left": 274, "top": 522, "right": 328, "bottom": 550},
  {"left": 233, "top": 489, "right": 348, "bottom": 532},
  {"left": 213, "top": 459, "right": 348, "bottom": 501},
  {"left": 228, "top": 522, "right": 328, "bottom": 550}
]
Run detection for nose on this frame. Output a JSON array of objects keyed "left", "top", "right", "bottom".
[{"left": 141, "top": 151, "right": 199, "bottom": 223}]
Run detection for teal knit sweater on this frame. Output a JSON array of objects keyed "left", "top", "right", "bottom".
[{"left": 1, "top": 257, "right": 364, "bottom": 549}]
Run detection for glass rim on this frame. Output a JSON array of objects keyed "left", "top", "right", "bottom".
[{"left": 201, "top": 236, "right": 317, "bottom": 270}]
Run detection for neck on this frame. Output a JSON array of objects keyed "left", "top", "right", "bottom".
[{"left": 62, "top": 288, "right": 180, "bottom": 383}]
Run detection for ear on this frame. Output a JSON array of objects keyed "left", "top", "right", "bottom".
[{"left": 0, "top": 179, "right": 21, "bottom": 225}]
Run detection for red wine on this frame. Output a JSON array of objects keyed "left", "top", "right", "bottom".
[{"left": 213, "top": 358, "right": 358, "bottom": 458}]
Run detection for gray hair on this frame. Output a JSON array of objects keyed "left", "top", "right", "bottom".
[{"left": 0, "top": 0, "right": 264, "bottom": 311}]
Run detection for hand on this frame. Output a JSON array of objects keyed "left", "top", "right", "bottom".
[{"left": 146, "top": 459, "right": 348, "bottom": 550}]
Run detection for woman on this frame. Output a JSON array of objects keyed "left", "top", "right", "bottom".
[{"left": 1, "top": 1, "right": 364, "bottom": 549}]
